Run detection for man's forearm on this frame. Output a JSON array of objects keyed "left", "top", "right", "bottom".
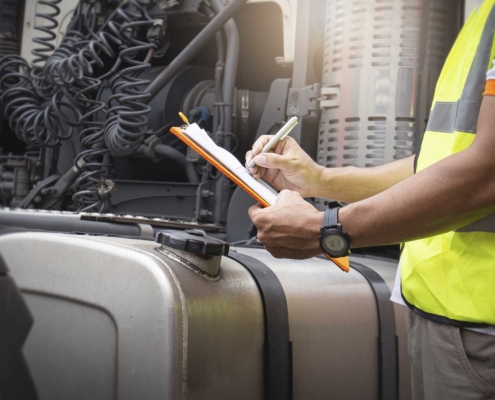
[
  {"left": 339, "top": 134, "right": 495, "bottom": 247},
  {"left": 339, "top": 96, "right": 495, "bottom": 248},
  {"left": 315, "top": 156, "right": 415, "bottom": 202}
]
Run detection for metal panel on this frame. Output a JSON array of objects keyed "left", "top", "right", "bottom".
[
  {"left": 109, "top": 181, "right": 198, "bottom": 220},
  {"left": 82, "top": 236, "right": 267, "bottom": 400},
  {"left": 160, "top": 251, "right": 265, "bottom": 400},
  {"left": 22, "top": 294, "right": 116, "bottom": 400},
  {"left": 0, "top": 233, "right": 187, "bottom": 400},
  {"left": 0, "top": 232, "right": 265, "bottom": 400},
  {"left": 233, "top": 247, "right": 410, "bottom": 400},
  {"left": 317, "top": 0, "right": 461, "bottom": 177},
  {"left": 0, "top": 232, "right": 410, "bottom": 400},
  {"left": 247, "top": 0, "right": 298, "bottom": 66}
]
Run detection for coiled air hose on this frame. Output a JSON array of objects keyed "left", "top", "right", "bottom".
[
  {"left": 30, "top": 0, "right": 62, "bottom": 99},
  {"left": 72, "top": 1, "right": 156, "bottom": 211},
  {"left": 0, "top": 0, "right": 86, "bottom": 148},
  {"left": 0, "top": 55, "right": 79, "bottom": 147},
  {"left": 0, "top": 0, "right": 248, "bottom": 212},
  {"left": 104, "top": 19, "right": 156, "bottom": 157}
]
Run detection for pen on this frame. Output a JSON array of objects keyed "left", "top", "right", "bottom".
[
  {"left": 247, "top": 117, "right": 298, "bottom": 169},
  {"left": 179, "top": 112, "right": 190, "bottom": 125}
]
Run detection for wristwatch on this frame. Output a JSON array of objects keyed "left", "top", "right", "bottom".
[{"left": 319, "top": 207, "right": 351, "bottom": 258}]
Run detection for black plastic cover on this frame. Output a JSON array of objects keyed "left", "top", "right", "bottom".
[
  {"left": 0, "top": 253, "right": 8, "bottom": 275},
  {"left": 0, "top": 275, "right": 38, "bottom": 399},
  {"left": 156, "top": 229, "right": 229, "bottom": 256}
]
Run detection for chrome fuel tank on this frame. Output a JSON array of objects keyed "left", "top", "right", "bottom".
[{"left": 0, "top": 232, "right": 411, "bottom": 400}]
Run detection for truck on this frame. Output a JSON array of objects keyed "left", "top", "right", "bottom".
[{"left": 0, "top": 0, "right": 477, "bottom": 399}]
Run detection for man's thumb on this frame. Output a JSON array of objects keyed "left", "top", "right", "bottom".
[{"left": 254, "top": 153, "right": 291, "bottom": 170}]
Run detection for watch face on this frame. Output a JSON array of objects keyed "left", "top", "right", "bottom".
[{"left": 323, "top": 234, "right": 346, "bottom": 253}]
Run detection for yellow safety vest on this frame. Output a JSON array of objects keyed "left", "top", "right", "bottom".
[{"left": 401, "top": 0, "right": 495, "bottom": 327}]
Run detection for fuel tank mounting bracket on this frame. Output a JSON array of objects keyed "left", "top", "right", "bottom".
[
  {"left": 155, "top": 229, "right": 229, "bottom": 279},
  {"left": 156, "top": 246, "right": 222, "bottom": 282}
]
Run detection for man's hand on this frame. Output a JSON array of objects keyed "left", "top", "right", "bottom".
[
  {"left": 249, "top": 190, "right": 324, "bottom": 259},
  {"left": 245, "top": 135, "right": 323, "bottom": 198}
]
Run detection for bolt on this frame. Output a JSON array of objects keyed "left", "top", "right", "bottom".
[
  {"left": 199, "top": 209, "right": 213, "bottom": 218},
  {"left": 34, "top": 196, "right": 42, "bottom": 204}
]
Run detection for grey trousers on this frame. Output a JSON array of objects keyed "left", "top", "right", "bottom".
[{"left": 407, "top": 309, "right": 495, "bottom": 400}]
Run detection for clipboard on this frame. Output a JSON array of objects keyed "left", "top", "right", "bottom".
[
  {"left": 170, "top": 122, "right": 350, "bottom": 273},
  {"left": 170, "top": 125, "right": 276, "bottom": 207}
]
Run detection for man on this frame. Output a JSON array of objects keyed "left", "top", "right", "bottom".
[{"left": 246, "top": 1, "right": 495, "bottom": 399}]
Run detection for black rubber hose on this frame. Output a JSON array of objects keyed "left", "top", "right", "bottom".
[
  {"left": 209, "top": 0, "right": 240, "bottom": 151},
  {"left": 144, "top": 0, "right": 248, "bottom": 99},
  {"left": 0, "top": 211, "right": 142, "bottom": 236},
  {"left": 138, "top": 144, "right": 200, "bottom": 184},
  {"left": 213, "top": 31, "right": 225, "bottom": 135},
  {"left": 154, "top": 144, "right": 200, "bottom": 184}
]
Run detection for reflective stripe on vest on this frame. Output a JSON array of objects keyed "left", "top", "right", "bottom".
[
  {"left": 427, "top": 4, "right": 495, "bottom": 134},
  {"left": 401, "top": 0, "right": 495, "bottom": 326}
]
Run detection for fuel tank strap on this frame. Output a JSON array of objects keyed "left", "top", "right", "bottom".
[
  {"left": 351, "top": 262, "right": 398, "bottom": 400},
  {"left": 228, "top": 251, "right": 292, "bottom": 400}
]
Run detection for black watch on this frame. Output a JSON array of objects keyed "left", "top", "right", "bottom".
[{"left": 319, "top": 207, "right": 351, "bottom": 258}]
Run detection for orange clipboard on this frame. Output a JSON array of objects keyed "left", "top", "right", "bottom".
[
  {"left": 324, "top": 254, "right": 349, "bottom": 273},
  {"left": 170, "top": 126, "right": 272, "bottom": 207},
  {"left": 170, "top": 124, "right": 350, "bottom": 273}
]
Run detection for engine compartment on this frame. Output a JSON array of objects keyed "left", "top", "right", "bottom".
[
  {"left": 0, "top": 0, "right": 299, "bottom": 231},
  {"left": 0, "top": 0, "right": 461, "bottom": 244}
]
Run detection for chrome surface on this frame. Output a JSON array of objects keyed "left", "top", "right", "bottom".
[
  {"left": 0, "top": 232, "right": 186, "bottom": 400},
  {"left": 234, "top": 248, "right": 411, "bottom": 400},
  {"left": 0, "top": 232, "right": 410, "bottom": 399},
  {"left": 316, "top": 0, "right": 461, "bottom": 183}
]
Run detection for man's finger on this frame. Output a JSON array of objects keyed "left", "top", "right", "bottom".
[
  {"left": 275, "top": 189, "right": 303, "bottom": 204},
  {"left": 275, "top": 189, "right": 286, "bottom": 204},
  {"left": 253, "top": 153, "right": 294, "bottom": 171},
  {"left": 274, "top": 189, "right": 293, "bottom": 204},
  {"left": 252, "top": 135, "right": 274, "bottom": 155},
  {"left": 245, "top": 150, "right": 253, "bottom": 167},
  {"left": 248, "top": 203, "right": 264, "bottom": 220},
  {"left": 251, "top": 165, "right": 269, "bottom": 180}
]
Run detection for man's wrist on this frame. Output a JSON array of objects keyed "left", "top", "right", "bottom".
[
  {"left": 311, "top": 210, "right": 325, "bottom": 233},
  {"left": 311, "top": 210, "right": 325, "bottom": 253},
  {"left": 338, "top": 202, "right": 369, "bottom": 249},
  {"left": 313, "top": 166, "right": 331, "bottom": 198},
  {"left": 316, "top": 166, "right": 350, "bottom": 199}
]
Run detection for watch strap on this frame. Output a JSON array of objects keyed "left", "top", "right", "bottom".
[
  {"left": 323, "top": 208, "right": 331, "bottom": 228},
  {"left": 329, "top": 207, "right": 339, "bottom": 227},
  {"left": 323, "top": 206, "right": 340, "bottom": 229}
]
